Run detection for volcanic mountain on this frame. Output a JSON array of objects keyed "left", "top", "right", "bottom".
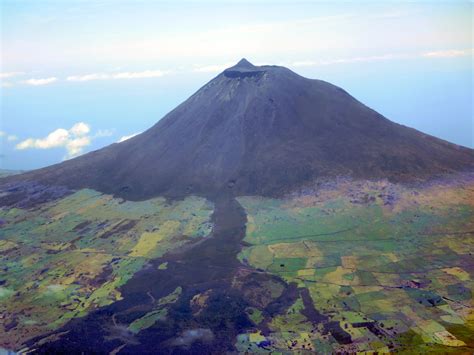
[
  {"left": 2, "top": 59, "right": 474, "bottom": 354},
  {"left": 5, "top": 59, "right": 474, "bottom": 199}
]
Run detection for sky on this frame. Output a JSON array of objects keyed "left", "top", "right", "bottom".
[{"left": 0, "top": 0, "right": 472, "bottom": 170}]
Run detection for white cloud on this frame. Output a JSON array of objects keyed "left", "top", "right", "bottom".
[
  {"left": 16, "top": 129, "right": 69, "bottom": 149},
  {"left": 65, "top": 136, "right": 91, "bottom": 157},
  {"left": 15, "top": 122, "right": 92, "bottom": 158},
  {"left": 93, "top": 129, "right": 114, "bottom": 138},
  {"left": 0, "top": 131, "right": 19, "bottom": 142},
  {"left": 67, "top": 70, "right": 167, "bottom": 82},
  {"left": 192, "top": 63, "right": 235, "bottom": 73},
  {"left": 1, "top": 82, "right": 13, "bottom": 88},
  {"left": 69, "top": 122, "right": 90, "bottom": 136},
  {"left": 66, "top": 73, "right": 109, "bottom": 82},
  {"left": 22, "top": 77, "right": 57, "bottom": 86},
  {"left": 422, "top": 49, "right": 472, "bottom": 58},
  {"left": 0, "top": 71, "right": 23, "bottom": 79},
  {"left": 118, "top": 132, "right": 141, "bottom": 143}
]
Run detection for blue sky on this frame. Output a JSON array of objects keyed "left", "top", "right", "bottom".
[{"left": 0, "top": 1, "right": 472, "bottom": 170}]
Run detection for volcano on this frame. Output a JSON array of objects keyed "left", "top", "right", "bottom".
[{"left": 6, "top": 59, "right": 473, "bottom": 200}]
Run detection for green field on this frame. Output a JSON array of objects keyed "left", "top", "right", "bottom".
[{"left": 237, "top": 178, "right": 474, "bottom": 352}]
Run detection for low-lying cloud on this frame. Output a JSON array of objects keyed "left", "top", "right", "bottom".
[
  {"left": 94, "top": 129, "right": 115, "bottom": 138},
  {"left": 16, "top": 122, "right": 92, "bottom": 158},
  {"left": 422, "top": 49, "right": 473, "bottom": 58},
  {"left": 0, "top": 130, "right": 18, "bottom": 142},
  {"left": 288, "top": 48, "right": 472, "bottom": 68},
  {"left": 3, "top": 47, "right": 471, "bottom": 89},
  {"left": 0, "top": 71, "right": 24, "bottom": 79},
  {"left": 192, "top": 63, "right": 235, "bottom": 73},
  {"left": 22, "top": 77, "right": 58, "bottom": 86},
  {"left": 67, "top": 70, "right": 167, "bottom": 82},
  {"left": 66, "top": 73, "right": 109, "bottom": 82}
]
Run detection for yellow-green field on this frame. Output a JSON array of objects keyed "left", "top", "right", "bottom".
[{"left": 0, "top": 189, "right": 213, "bottom": 349}]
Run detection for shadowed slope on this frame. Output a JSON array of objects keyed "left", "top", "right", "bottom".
[{"left": 4, "top": 59, "right": 473, "bottom": 200}]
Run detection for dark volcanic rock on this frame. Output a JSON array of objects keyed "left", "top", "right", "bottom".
[
  {"left": 0, "top": 181, "right": 72, "bottom": 208},
  {"left": 2, "top": 59, "right": 473, "bottom": 200}
]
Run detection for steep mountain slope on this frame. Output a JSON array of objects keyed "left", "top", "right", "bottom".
[{"left": 3, "top": 59, "right": 473, "bottom": 200}]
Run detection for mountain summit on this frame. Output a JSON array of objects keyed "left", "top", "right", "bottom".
[
  {"left": 5, "top": 59, "right": 474, "bottom": 199},
  {"left": 223, "top": 58, "right": 264, "bottom": 77}
]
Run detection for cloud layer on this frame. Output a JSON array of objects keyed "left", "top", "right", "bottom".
[
  {"left": 0, "top": 72, "right": 24, "bottom": 79},
  {"left": 16, "top": 122, "right": 92, "bottom": 158},
  {"left": 422, "top": 49, "right": 473, "bottom": 58},
  {"left": 22, "top": 77, "right": 58, "bottom": 86},
  {"left": 2, "top": 46, "right": 471, "bottom": 89},
  {"left": 66, "top": 70, "right": 166, "bottom": 82}
]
